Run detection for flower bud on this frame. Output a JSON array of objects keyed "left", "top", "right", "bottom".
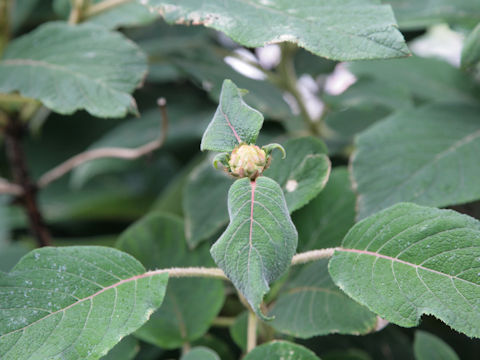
[{"left": 229, "top": 144, "right": 267, "bottom": 179}]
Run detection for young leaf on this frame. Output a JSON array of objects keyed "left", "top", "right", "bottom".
[
  {"left": 0, "top": 21, "right": 147, "bottom": 118},
  {"left": 116, "top": 213, "right": 225, "bottom": 349},
  {"left": 270, "top": 259, "right": 378, "bottom": 338},
  {"left": 461, "top": 23, "right": 480, "bottom": 70},
  {"left": 352, "top": 102, "right": 480, "bottom": 219},
  {"left": 0, "top": 246, "right": 168, "bottom": 360},
  {"left": 294, "top": 167, "right": 356, "bottom": 251},
  {"left": 413, "top": 331, "right": 459, "bottom": 360},
  {"left": 329, "top": 202, "right": 480, "bottom": 338},
  {"left": 243, "top": 341, "right": 319, "bottom": 360},
  {"left": 263, "top": 136, "right": 331, "bottom": 213},
  {"left": 201, "top": 79, "right": 263, "bottom": 152},
  {"left": 144, "top": 0, "right": 409, "bottom": 61},
  {"left": 210, "top": 177, "right": 297, "bottom": 319}
]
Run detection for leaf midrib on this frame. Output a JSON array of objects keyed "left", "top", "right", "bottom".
[
  {"left": 337, "top": 247, "right": 479, "bottom": 287},
  {"left": 0, "top": 269, "right": 167, "bottom": 338}
]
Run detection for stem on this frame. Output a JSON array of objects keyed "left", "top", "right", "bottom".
[
  {"left": 291, "top": 248, "right": 336, "bottom": 265},
  {"left": 247, "top": 310, "right": 258, "bottom": 352},
  {"left": 84, "top": 0, "right": 132, "bottom": 18},
  {"left": 4, "top": 115, "right": 51, "bottom": 247},
  {"left": 0, "top": 0, "right": 11, "bottom": 57},
  {"left": 68, "top": 0, "right": 86, "bottom": 24},
  {"left": 211, "top": 316, "right": 236, "bottom": 327},
  {"left": 276, "top": 43, "right": 322, "bottom": 136},
  {"left": 37, "top": 97, "right": 168, "bottom": 188}
]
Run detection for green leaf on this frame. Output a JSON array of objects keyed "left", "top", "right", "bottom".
[
  {"left": 229, "top": 312, "right": 248, "bottom": 351},
  {"left": 0, "top": 246, "right": 168, "bottom": 360},
  {"left": 181, "top": 347, "right": 221, "bottom": 360},
  {"left": 294, "top": 167, "right": 356, "bottom": 251},
  {"left": 0, "top": 21, "right": 147, "bottom": 118},
  {"left": 263, "top": 136, "right": 331, "bottom": 213},
  {"left": 210, "top": 177, "right": 297, "bottom": 319},
  {"left": 329, "top": 202, "right": 480, "bottom": 338},
  {"left": 201, "top": 79, "right": 263, "bottom": 152},
  {"left": 116, "top": 213, "right": 225, "bottom": 349},
  {"left": 101, "top": 336, "right": 139, "bottom": 360},
  {"left": 386, "top": 0, "right": 480, "bottom": 29},
  {"left": 413, "top": 331, "right": 459, "bottom": 360},
  {"left": 461, "top": 23, "right": 480, "bottom": 70},
  {"left": 243, "top": 340, "right": 320, "bottom": 360},
  {"left": 352, "top": 102, "right": 480, "bottom": 220},
  {"left": 183, "top": 157, "right": 233, "bottom": 248},
  {"left": 145, "top": 0, "right": 409, "bottom": 61},
  {"left": 270, "top": 259, "right": 378, "bottom": 338},
  {"left": 348, "top": 57, "right": 479, "bottom": 104}
]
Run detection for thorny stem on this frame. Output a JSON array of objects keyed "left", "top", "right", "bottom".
[
  {"left": 247, "top": 310, "right": 258, "bottom": 352},
  {"left": 37, "top": 98, "right": 168, "bottom": 188},
  {"left": 4, "top": 115, "right": 51, "bottom": 247}
]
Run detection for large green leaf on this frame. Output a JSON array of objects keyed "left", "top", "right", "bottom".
[
  {"left": 183, "top": 157, "right": 233, "bottom": 248},
  {"left": 413, "top": 331, "right": 459, "bottom": 360},
  {"left": 263, "top": 137, "right": 331, "bottom": 213},
  {"left": 352, "top": 102, "right": 480, "bottom": 219},
  {"left": 270, "top": 259, "right": 378, "bottom": 338},
  {"left": 101, "top": 336, "right": 139, "bottom": 360},
  {"left": 0, "top": 22, "right": 147, "bottom": 118},
  {"left": 243, "top": 341, "right": 320, "bottom": 360},
  {"left": 461, "top": 23, "right": 480, "bottom": 70},
  {"left": 386, "top": 0, "right": 480, "bottom": 29},
  {"left": 0, "top": 246, "right": 168, "bottom": 360},
  {"left": 294, "top": 168, "right": 356, "bottom": 251},
  {"left": 348, "top": 57, "right": 479, "bottom": 104},
  {"left": 201, "top": 79, "right": 263, "bottom": 152},
  {"left": 116, "top": 213, "right": 225, "bottom": 349},
  {"left": 145, "top": 0, "right": 409, "bottom": 61},
  {"left": 210, "top": 177, "right": 297, "bottom": 319},
  {"left": 329, "top": 203, "right": 480, "bottom": 338}
]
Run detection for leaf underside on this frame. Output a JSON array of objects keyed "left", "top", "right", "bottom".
[
  {"left": 145, "top": 0, "right": 410, "bottom": 61},
  {"left": 329, "top": 202, "right": 480, "bottom": 338},
  {"left": 0, "top": 247, "right": 168, "bottom": 360}
]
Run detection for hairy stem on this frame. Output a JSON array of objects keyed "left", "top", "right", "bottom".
[
  {"left": 4, "top": 115, "right": 51, "bottom": 247},
  {"left": 276, "top": 43, "right": 323, "bottom": 136},
  {"left": 247, "top": 310, "right": 258, "bottom": 352},
  {"left": 68, "top": 0, "right": 87, "bottom": 24},
  {"left": 211, "top": 316, "right": 236, "bottom": 327},
  {"left": 84, "top": 0, "right": 132, "bottom": 18},
  {"left": 37, "top": 98, "right": 168, "bottom": 188}
]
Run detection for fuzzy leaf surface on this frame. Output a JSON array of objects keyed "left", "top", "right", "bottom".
[
  {"left": 329, "top": 203, "right": 480, "bottom": 338},
  {"left": 243, "top": 341, "right": 319, "bottom": 360},
  {"left": 270, "top": 259, "right": 377, "bottom": 338},
  {"left": 263, "top": 137, "right": 331, "bottom": 213},
  {"left": 352, "top": 102, "right": 480, "bottom": 219},
  {"left": 294, "top": 167, "right": 356, "bottom": 251},
  {"left": 201, "top": 79, "right": 263, "bottom": 152},
  {"left": 461, "top": 23, "right": 480, "bottom": 70},
  {"left": 210, "top": 177, "right": 297, "bottom": 319},
  {"left": 145, "top": 0, "right": 409, "bottom": 61},
  {"left": 0, "top": 22, "right": 147, "bottom": 118},
  {"left": 117, "top": 213, "right": 224, "bottom": 349},
  {"left": 413, "top": 331, "right": 459, "bottom": 360},
  {"left": 0, "top": 246, "right": 168, "bottom": 360}
]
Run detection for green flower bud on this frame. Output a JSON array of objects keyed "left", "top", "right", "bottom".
[{"left": 229, "top": 144, "right": 267, "bottom": 179}]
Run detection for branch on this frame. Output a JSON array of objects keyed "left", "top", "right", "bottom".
[
  {"left": 150, "top": 248, "right": 338, "bottom": 280},
  {"left": 84, "top": 0, "right": 132, "bottom": 18},
  {"left": 5, "top": 115, "right": 51, "bottom": 247},
  {"left": 0, "top": 177, "right": 23, "bottom": 195},
  {"left": 37, "top": 98, "right": 168, "bottom": 189}
]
